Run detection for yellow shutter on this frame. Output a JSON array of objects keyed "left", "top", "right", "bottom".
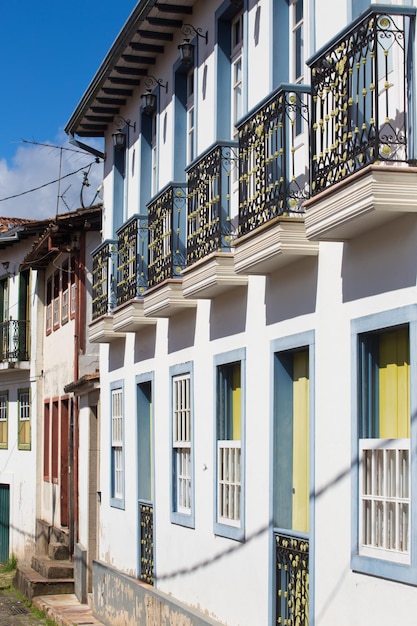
[
  {"left": 292, "top": 350, "right": 309, "bottom": 533},
  {"left": 379, "top": 329, "right": 409, "bottom": 438},
  {"left": 232, "top": 363, "right": 241, "bottom": 441}
]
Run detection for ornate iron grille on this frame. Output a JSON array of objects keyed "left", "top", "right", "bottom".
[
  {"left": 275, "top": 532, "right": 309, "bottom": 625},
  {"left": 148, "top": 184, "right": 187, "bottom": 288},
  {"left": 186, "top": 142, "right": 238, "bottom": 265},
  {"left": 310, "top": 9, "right": 413, "bottom": 195},
  {"left": 238, "top": 86, "right": 309, "bottom": 238},
  {"left": 139, "top": 501, "right": 154, "bottom": 585},
  {"left": 92, "top": 240, "right": 118, "bottom": 320},
  {"left": 116, "top": 215, "right": 149, "bottom": 306},
  {"left": 0, "top": 320, "right": 29, "bottom": 362}
]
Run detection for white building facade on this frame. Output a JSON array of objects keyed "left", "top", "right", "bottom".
[{"left": 66, "top": 1, "right": 417, "bottom": 624}]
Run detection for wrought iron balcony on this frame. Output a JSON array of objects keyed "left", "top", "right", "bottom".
[
  {"left": 186, "top": 142, "right": 238, "bottom": 265},
  {"left": 116, "top": 214, "right": 149, "bottom": 307},
  {"left": 0, "top": 320, "right": 29, "bottom": 362},
  {"left": 309, "top": 7, "right": 415, "bottom": 196},
  {"left": 147, "top": 183, "right": 187, "bottom": 289},
  {"left": 237, "top": 85, "right": 310, "bottom": 238},
  {"left": 91, "top": 240, "right": 118, "bottom": 321},
  {"left": 275, "top": 532, "right": 309, "bottom": 625}
]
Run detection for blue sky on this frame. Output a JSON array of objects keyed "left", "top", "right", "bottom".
[{"left": 0, "top": 1, "right": 137, "bottom": 218}]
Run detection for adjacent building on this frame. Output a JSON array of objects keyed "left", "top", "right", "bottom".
[
  {"left": 61, "top": 0, "right": 417, "bottom": 624},
  {"left": 0, "top": 208, "right": 102, "bottom": 600}
]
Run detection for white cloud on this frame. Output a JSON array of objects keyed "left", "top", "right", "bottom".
[{"left": 0, "top": 132, "right": 104, "bottom": 220}]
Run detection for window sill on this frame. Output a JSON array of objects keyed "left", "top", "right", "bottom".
[
  {"left": 214, "top": 520, "right": 244, "bottom": 542},
  {"left": 352, "top": 553, "right": 417, "bottom": 586},
  {"left": 171, "top": 510, "right": 195, "bottom": 529}
]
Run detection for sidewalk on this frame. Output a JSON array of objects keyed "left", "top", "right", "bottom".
[{"left": 33, "top": 594, "right": 105, "bottom": 626}]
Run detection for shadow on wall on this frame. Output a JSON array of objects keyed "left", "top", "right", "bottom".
[
  {"left": 108, "top": 338, "right": 126, "bottom": 372},
  {"left": 134, "top": 326, "right": 156, "bottom": 363},
  {"left": 265, "top": 256, "right": 318, "bottom": 326},
  {"left": 342, "top": 214, "right": 417, "bottom": 303},
  {"left": 209, "top": 286, "right": 248, "bottom": 341},
  {"left": 168, "top": 309, "right": 197, "bottom": 354}
]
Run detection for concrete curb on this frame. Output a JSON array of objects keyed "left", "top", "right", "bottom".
[{"left": 33, "top": 594, "right": 105, "bottom": 626}]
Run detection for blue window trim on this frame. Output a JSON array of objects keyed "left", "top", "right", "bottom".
[
  {"left": 170, "top": 362, "right": 195, "bottom": 528},
  {"left": 135, "top": 371, "right": 155, "bottom": 582},
  {"left": 351, "top": 305, "right": 417, "bottom": 585},
  {"left": 213, "top": 348, "right": 246, "bottom": 541},
  {"left": 110, "top": 379, "right": 125, "bottom": 509},
  {"left": 136, "top": 371, "right": 155, "bottom": 504},
  {"left": 269, "top": 331, "right": 316, "bottom": 626}
]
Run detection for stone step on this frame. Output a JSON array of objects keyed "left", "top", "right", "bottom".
[
  {"left": 14, "top": 564, "right": 74, "bottom": 601},
  {"left": 31, "top": 555, "right": 74, "bottom": 580},
  {"left": 48, "top": 540, "right": 69, "bottom": 561}
]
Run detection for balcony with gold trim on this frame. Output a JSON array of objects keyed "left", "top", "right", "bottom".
[
  {"left": 305, "top": 7, "right": 416, "bottom": 241},
  {"left": 89, "top": 240, "right": 124, "bottom": 343},
  {"left": 112, "top": 214, "right": 157, "bottom": 332},
  {"left": 182, "top": 142, "right": 248, "bottom": 298},
  {"left": 143, "top": 183, "right": 197, "bottom": 317},
  {"left": 233, "top": 85, "right": 319, "bottom": 275}
]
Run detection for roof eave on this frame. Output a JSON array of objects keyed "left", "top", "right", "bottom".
[{"left": 65, "top": 0, "right": 157, "bottom": 137}]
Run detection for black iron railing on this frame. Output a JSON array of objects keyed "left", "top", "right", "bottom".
[
  {"left": 116, "top": 215, "right": 149, "bottom": 307},
  {"left": 186, "top": 142, "right": 238, "bottom": 265},
  {"left": 147, "top": 183, "right": 187, "bottom": 288},
  {"left": 275, "top": 532, "right": 309, "bottom": 625},
  {"left": 91, "top": 240, "right": 118, "bottom": 320},
  {"left": 238, "top": 85, "right": 310, "bottom": 238},
  {"left": 310, "top": 8, "right": 414, "bottom": 195},
  {"left": 0, "top": 320, "right": 29, "bottom": 362},
  {"left": 139, "top": 501, "right": 154, "bottom": 585}
]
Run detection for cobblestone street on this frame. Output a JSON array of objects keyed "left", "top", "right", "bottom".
[
  {"left": 0, "top": 593, "right": 53, "bottom": 626},
  {"left": 0, "top": 570, "right": 54, "bottom": 626}
]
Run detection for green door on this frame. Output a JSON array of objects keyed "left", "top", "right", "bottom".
[{"left": 0, "top": 484, "right": 10, "bottom": 563}]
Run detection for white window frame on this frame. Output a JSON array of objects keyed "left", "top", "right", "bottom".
[
  {"left": 151, "top": 113, "right": 157, "bottom": 197},
  {"left": 61, "top": 265, "right": 69, "bottom": 324},
  {"left": 173, "top": 373, "right": 192, "bottom": 514},
  {"left": 53, "top": 272, "right": 60, "bottom": 329},
  {"left": 290, "top": 0, "right": 304, "bottom": 85},
  {"left": 186, "top": 69, "right": 195, "bottom": 164},
  {"left": 0, "top": 392, "right": 8, "bottom": 449},
  {"left": 359, "top": 438, "right": 410, "bottom": 564},
  {"left": 231, "top": 11, "right": 243, "bottom": 141},
  {"left": 351, "top": 306, "right": 417, "bottom": 585},
  {"left": 214, "top": 348, "right": 246, "bottom": 541},
  {"left": 18, "top": 388, "right": 31, "bottom": 450},
  {"left": 217, "top": 439, "right": 241, "bottom": 527},
  {"left": 170, "top": 363, "right": 194, "bottom": 527},
  {"left": 110, "top": 383, "right": 125, "bottom": 508}
]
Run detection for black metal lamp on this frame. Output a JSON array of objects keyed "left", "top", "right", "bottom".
[
  {"left": 112, "top": 131, "right": 126, "bottom": 149},
  {"left": 178, "top": 24, "right": 208, "bottom": 68},
  {"left": 178, "top": 39, "right": 195, "bottom": 67},
  {"left": 112, "top": 116, "right": 136, "bottom": 149},
  {"left": 141, "top": 91, "right": 157, "bottom": 116},
  {"left": 141, "top": 76, "right": 168, "bottom": 115}
]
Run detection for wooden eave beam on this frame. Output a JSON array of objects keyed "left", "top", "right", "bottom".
[
  {"left": 146, "top": 16, "right": 183, "bottom": 28},
  {"left": 108, "top": 77, "right": 141, "bottom": 86},
  {"left": 122, "top": 54, "right": 156, "bottom": 65},
  {"left": 85, "top": 115, "right": 115, "bottom": 123},
  {"left": 155, "top": 3, "right": 193, "bottom": 14},
  {"left": 90, "top": 106, "right": 120, "bottom": 114},
  {"left": 130, "top": 41, "right": 164, "bottom": 53},
  {"left": 115, "top": 66, "right": 148, "bottom": 76},
  {"left": 102, "top": 87, "right": 133, "bottom": 96},
  {"left": 137, "top": 29, "right": 173, "bottom": 41},
  {"left": 96, "top": 97, "right": 127, "bottom": 105}
]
